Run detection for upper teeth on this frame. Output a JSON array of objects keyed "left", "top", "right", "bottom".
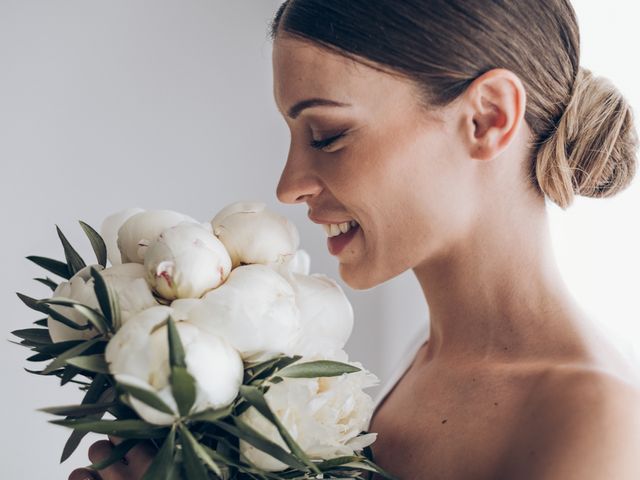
[{"left": 323, "top": 220, "right": 358, "bottom": 237}]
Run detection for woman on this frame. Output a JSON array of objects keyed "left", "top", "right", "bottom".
[{"left": 70, "top": 1, "right": 640, "bottom": 479}]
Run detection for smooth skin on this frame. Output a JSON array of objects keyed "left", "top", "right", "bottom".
[
  {"left": 271, "top": 34, "right": 640, "bottom": 480},
  {"left": 71, "top": 33, "right": 640, "bottom": 480}
]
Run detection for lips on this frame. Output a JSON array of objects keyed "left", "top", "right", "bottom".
[
  {"left": 308, "top": 210, "right": 362, "bottom": 256},
  {"left": 327, "top": 222, "right": 360, "bottom": 256},
  {"left": 308, "top": 213, "right": 356, "bottom": 225}
]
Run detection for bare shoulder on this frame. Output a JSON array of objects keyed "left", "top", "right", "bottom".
[{"left": 498, "top": 364, "right": 640, "bottom": 480}]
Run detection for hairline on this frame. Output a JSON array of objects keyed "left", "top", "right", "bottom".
[{"left": 272, "top": 28, "right": 444, "bottom": 119}]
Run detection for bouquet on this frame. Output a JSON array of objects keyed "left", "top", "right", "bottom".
[{"left": 11, "top": 201, "right": 396, "bottom": 480}]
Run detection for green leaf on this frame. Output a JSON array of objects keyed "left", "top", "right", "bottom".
[
  {"left": 50, "top": 418, "right": 169, "bottom": 438},
  {"left": 79, "top": 221, "right": 108, "bottom": 267},
  {"left": 166, "top": 316, "right": 186, "bottom": 368},
  {"left": 11, "top": 328, "right": 52, "bottom": 344},
  {"left": 215, "top": 417, "right": 308, "bottom": 471},
  {"left": 90, "top": 266, "right": 120, "bottom": 331},
  {"left": 27, "top": 352, "right": 52, "bottom": 362},
  {"left": 89, "top": 439, "right": 139, "bottom": 471},
  {"left": 239, "top": 385, "right": 320, "bottom": 474},
  {"left": 33, "top": 340, "right": 84, "bottom": 355},
  {"left": 141, "top": 427, "right": 177, "bottom": 480},
  {"left": 44, "top": 304, "right": 93, "bottom": 331},
  {"left": 33, "top": 318, "right": 48, "bottom": 327},
  {"left": 342, "top": 459, "right": 401, "bottom": 480},
  {"left": 42, "top": 337, "right": 103, "bottom": 375},
  {"left": 16, "top": 339, "right": 47, "bottom": 349},
  {"left": 60, "top": 365, "right": 83, "bottom": 386},
  {"left": 199, "top": 443, "right": 259, "bottom": 478},
  {"left": 19, "top": 294, "right": 90, "bottom": 333},
  {"left": 187, "top": 404, "right": 233, "bottom": 423},
  {"left": 26, "top": 255, "right": 71, "bottom": 279},
  {"left": 39, "top": 402, "right": 117, "bottom": 417},
  {"left": 277, "top": 360, "right": 361, "bottom": 379},
  {"left": 165, "top": 316, "right": 195, "bottom": 417},
  {"left": 244, "top": 354, "right": 301, "bottom": 383},
  {"left": 34, "top": 277, "right": 59, "bottom": 291},
  {"left": 178, "top": 425, "right": 215, "bottom": 480},
  {"left": 16, "top": 292, "right": 50, "bottom": 314},
  {"left": 24, "top": 366, "right": 60, "bottom": 376},
  {"left": 65, "top": 354, "right": 110, "bottom": 374},
  {"left": 56, "top": 225, "right": 87, "bottom": 275},
  {"left": 61, "top": 430, "right": 87, "bottom": 464},
  {"left": 244, "top": 356, "right": 282, "bottom": 375},
  {"left": 63, "top": 430, "right": 92, "bottom": 467},
  {"left": 60, "top": 375, "right": 110, "bottom": 462},
  {"left": 40, "top": 297, "right": 109, "bottom": 335},
  {"left": 170, "top": 366, "right": 196, "bottom": 418},
  {"left": 315, "top": 455, "right": 364, "bottom": 469},
  {"left": 179, "top": 424, "right": 223, "bottom": 477},
  {"left": 118, "top": 382, "right": 174, "bottom": 416}
]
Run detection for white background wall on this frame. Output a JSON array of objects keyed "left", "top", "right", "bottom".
[{"left": 0, "top": 1, "right": 637, "bottom": 478}]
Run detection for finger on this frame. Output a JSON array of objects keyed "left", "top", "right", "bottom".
[
  {"left": 88, "top": 440, "right": 129, "bottom": 479},
  {"left": 92, "top": 437, "right": 156, "bottom": 478},
  {"left": 107, "top": 435, "right": 123, "bottom": 446},
  {"left": 108, "top": 435, "right": 156, "bottom": 468},
  {"left": 105, "top": 436, "right": 129, "bottom": 465},
  {"left": 121, "top": 440, "right": 156, "bottom": 477},
  {"left": 69, "top": 467, "right": 100, "bottom": 480}
]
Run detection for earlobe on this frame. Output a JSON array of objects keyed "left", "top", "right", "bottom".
[{"left": 465, "top": 68, "right": 526, "bottom": 161}]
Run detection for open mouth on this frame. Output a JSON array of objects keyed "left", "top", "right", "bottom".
[{"left": 327, "top": 222, "right": 360, "bottom": 256}]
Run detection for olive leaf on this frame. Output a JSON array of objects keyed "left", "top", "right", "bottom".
[
  {"left": 55, "top": 225, "right": 86, "bottom": 275},
  {"left": 166, "top": 316, "right": 196, "bottom": 417},
  {"left": 90, "top": 266, "right": 120, "bottom": 331},
  {"left": 26, "top": 255, "right": 71, "bottom": 279},
  {"left": 276, "top": 360, "right": 361, "bottom": 379},
  {"left": 79, "top": 221, "right": 108, "bottom": 267}
]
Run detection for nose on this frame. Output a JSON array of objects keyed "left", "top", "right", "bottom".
[{"left": 276, "top": 148, "right": 323, "bottom": 204}]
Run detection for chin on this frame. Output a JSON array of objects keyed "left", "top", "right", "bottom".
[
  {"left": 338, "top": 262, "right": 388, "bottom": 291},
  {"left": 340, "top": 255, "right": 414, "bottom": 290}
]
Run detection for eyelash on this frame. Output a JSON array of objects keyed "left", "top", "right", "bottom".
[{"left": 309, "top": 132, "right": 347, "bottom": 151}]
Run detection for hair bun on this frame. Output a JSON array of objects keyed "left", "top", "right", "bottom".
[{"left": 535, "top": 67, "right": 638, "bottom": 209}]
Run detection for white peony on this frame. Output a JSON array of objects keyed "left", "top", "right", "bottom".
[
  {"left": 288, "top": 272, "right": 354, "bottom": 357},
  {"left": 288, "top": 249, "right": 310, "bottom": 275},
  {"left": 105, "top": 305, "right": 244, "bottom": 425},
  {"left": 46, "top": 266, "right": 101, "bottom": 343},
  {"left": 144, "top": 223, "right": 232, "bottom": 300},
  {"left": 182, "top": 264, "right": 301, "bottom": 361},
  {"left": 100, "top": 208, "right": 145, "bottom": 266},
  {"left": 210, "top": 201, "right": 299, "bottom": 269},
  {"left": 272, "top": 248, "right": 311, "bottom": 284},
  {"left": 46, "top": 263, "right": 158, "bottom": 342},
  {"left": 100, "top": 263, "right": 159, "bottom": 324},
  {"left": 239, "top": 352, "right": 380, "bottom": 471},
  {"left": 117, "top": 210, "right": 199, "bottom": 264}
]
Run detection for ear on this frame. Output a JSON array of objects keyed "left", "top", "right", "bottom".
[{"left": 460, "top": 68, "right": 527, "bottom": 161}]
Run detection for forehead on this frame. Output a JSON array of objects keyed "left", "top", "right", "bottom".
[{"left": 272, "top": 35, "right": 407, "bottom": 113}]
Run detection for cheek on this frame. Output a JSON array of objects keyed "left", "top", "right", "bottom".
[{"left": 363, "top": 127, "right": 468, "bottom": 263}]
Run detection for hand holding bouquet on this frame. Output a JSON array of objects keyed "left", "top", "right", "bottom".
[{"left": 12, "top": 201, "right": 396, "bottom": 480}]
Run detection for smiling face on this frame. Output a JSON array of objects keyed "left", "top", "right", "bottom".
[{"left": 272, "top": 34, "right": 479, "bottom": 290}]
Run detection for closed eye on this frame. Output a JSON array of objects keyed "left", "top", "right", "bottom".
[{"left": 309, "top": 131, "right": 347, "bottom": 151}]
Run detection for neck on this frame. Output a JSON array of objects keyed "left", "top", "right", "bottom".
[{"left": 412, "top": 199, "right": 596, "bottom": 368}]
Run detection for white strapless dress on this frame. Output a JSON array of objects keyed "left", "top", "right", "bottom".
[{"left": 372, "top": 328, "right": 430, "bottom": 412}]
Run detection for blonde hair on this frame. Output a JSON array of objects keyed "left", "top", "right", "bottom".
[
  {"left": 535, "top": 67, "right": 639, "bottom": 209},
  {"left": 272, "top": 0, "right": 639, "bottom": 209}
]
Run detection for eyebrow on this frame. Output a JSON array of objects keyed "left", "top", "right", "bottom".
[{"left": 287, "top": 98, "right": 351, "bottom": 119}]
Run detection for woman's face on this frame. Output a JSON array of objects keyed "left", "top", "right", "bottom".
[{"left": 272, "top": 35, "right": 477, "bottom": 289}]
